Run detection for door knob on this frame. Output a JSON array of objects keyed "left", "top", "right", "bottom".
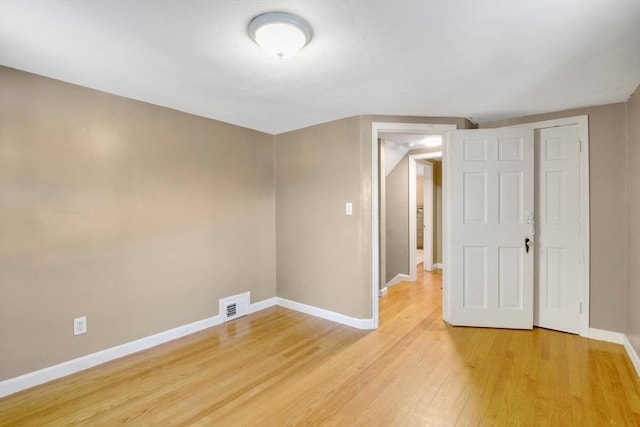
[{"left": 525, "top": 237, "right": 533, "bottom": 253}]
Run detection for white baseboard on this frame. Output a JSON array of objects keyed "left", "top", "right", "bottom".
[
  {"left": 379, "top": 287, "right": 388, "bottom": 297},
  {"left": 248, "top": 297, "right": 277, "bottom": 314},
  {"left": 276, "top": 297, "right": 375, "bottom": 330},
  {"left": 581, "top": 328, "right": 640, "bottom": 377},
  {"left": 623, "top": 334, "right": 640, "bottom": 378},
  {"left": 0, "top": 296, "right": 276, "bottom": 398},
  {"left": 1, "top": 295, "right": 373, "bottom": 398},
  {"left": 586, "top": 327, "right": 624, "bottom": 344},
  {"left": 433, "top": 263, "right": 443, "bottom": 269},
  {"left": 386, "top": 274, "right": 410, "bottom": 288}
]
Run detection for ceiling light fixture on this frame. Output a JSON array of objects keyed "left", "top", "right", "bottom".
[
  {"left": 248, "top": 12, "right": 312, "bottom": 59},
  {"left": 423, "top": 136, "right": 443, "bottom": 147}
]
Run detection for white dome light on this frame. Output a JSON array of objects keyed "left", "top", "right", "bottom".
[
  {"left": 248, "top": 12, "right": 313, "bottom": 60},
  {"left": 422, "top": 136, "right": 443, "bottom": 147}
]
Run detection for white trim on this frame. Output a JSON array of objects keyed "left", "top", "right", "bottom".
[
  {"left": 623, "top": 335, "right": 640, "bottom": 378},
  {"left": 0, "top": 297, "right": 277, "bottom": 398},
  {"left": 409, "top": 152, "right": 443, "bottom": 280},
  {"left": 219, "top": 291, "right": 250, "bottom": 321},
  {"left": 372, "top": 124, "right": 380, "bottom": 329},
  {"left": 442, "top": 132, "right": 453, "bottom": 323},
  {"left": 0, "top": 315, "right": 220, "bottom": 398},
  {"left": 379, "top": 287, "right": 388, "bottom": 297},
  {"left": 433, "top": 263, "right": 443, "bottom": 269},
  {"left": 585, "top": 328, "right": 640, "bottom": 377},
  {"left": 586, "top": 328, "right": 624, "bottom": 344},
  {"left": 248, "top": 297, "right": 277, "bottom": 314},
  {"left": 386, "top": 273, "right": 411, "bottom": 288},
  {"left": 372, "top": 122, "right": 457, "bottom": 330},
  {"left": 509, "top": 115, "right": 590, "bottom": 336},
  {"left": 276, "top": 297, "right": 376, "bottom": 330},
  {"left": 423, "top": 161, "right": 434, "bottom": 272}
]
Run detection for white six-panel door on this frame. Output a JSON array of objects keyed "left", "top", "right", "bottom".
[
  {"left": 534, "top": 125, "right": 581, "bottom": 333},
  {"left": 450, "top": 129, "right": 535, "bottom": 329}
]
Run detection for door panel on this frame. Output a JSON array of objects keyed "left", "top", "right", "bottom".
[
  {"left": 498, "top": 246, "right": 523, "bottom": 309},
  {"left": 463, "top": 172, "right": 487, "bottom": 223},
  {"left": 534, "top": 125, "right": 581, "bottom": 334},
  {"left": 463, "top": 246, "right": 487, "bottom": 308},
  {"left": 499, "top": 172, "right": 523, "bottom": 223},
  {"left": 451, "top": 128, "right": 534, "bottom": 329}
]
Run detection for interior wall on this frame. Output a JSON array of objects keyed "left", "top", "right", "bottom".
[
  {"left": 0, "top": 67, "right": 276, "bottom": 380},
  {"left": 277, "top": 115, "right": 472, "bottom": 317},
  {"left": 386, "top": 151, "right": 448, "bottom": 282},
  {"left": 275, "top": 117, "right": 370, "bottom": 318},
  {"left": 480, "top": 103, "right": 628, "bottom": 333},
  {"left": 385, "top": 153, "right": 410, "bottom": 282},
  {"left": 378, "top": 139, "right": 387, "bottom": 291},
  {"left": 626, "top": 85, "right": 640, "bottom": 356}
]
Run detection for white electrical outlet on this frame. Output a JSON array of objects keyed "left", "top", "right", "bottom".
[
  {"left": 73, "top": 316, "right": 87, "bottom": 336},
  {"left": 345, "top": 202, "right": 353, "bottom": 216}
]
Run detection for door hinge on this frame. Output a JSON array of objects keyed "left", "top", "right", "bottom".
[
  {"left": 579, "top": 139, "right": 583, "bottom": 152},
  {"left": 579, "top": 302, "right": 583, "bottom": 314}
]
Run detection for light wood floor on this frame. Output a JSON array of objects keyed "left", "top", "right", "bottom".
[{"left": 1, "top": 267, "right": 639, "bottom": 426}]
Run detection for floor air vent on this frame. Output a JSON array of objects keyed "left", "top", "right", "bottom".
[{"left": 220, "top": 292, "right": 249, "bottom": 322}]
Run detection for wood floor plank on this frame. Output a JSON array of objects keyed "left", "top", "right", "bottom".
[{"left": 1, "top": 266, "right": 639, "bottom": 426}]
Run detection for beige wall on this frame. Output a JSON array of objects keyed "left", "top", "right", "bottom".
[
  {"left": 275, "top": 117, "right": 371, "bottom": 318},
  {"left": 385, "top": 152, "right": 410, "bottom": 282},
  {"left": 0, "top": 67, "right": 276, "bottom": 380},
  {"left": 626, "top": 85, "right": 640, "bottom": 356},
  {"left": 480, "top": 103, "right": 628, "bottom": 332},
  {"left": 386, "top": 152, "right": 448, "bottom": 283},
  {"left": 378, "top": 139, "right": 387, "bottom": 292},
  {"left": 276, "top": 115, "right": 471, "bottom": 316}
]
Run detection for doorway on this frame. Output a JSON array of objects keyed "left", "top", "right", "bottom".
[
  {"left": 409, "top": 153, "right": 441, "bottom": 280},
  {"left": 371, "top": 122, "right": 457, "bottom": 328},
  {"left": 415, "top": 161, "right": 433, "bottom": 271}
]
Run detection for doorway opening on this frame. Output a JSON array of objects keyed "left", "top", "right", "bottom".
[
  {"left": 409, "top": 152, "right": 442, "bottom": 281},
  {"left": 372, "top": 122, "right": 456, "bottom": 329}
]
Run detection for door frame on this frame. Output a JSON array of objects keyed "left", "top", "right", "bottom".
[
  {"left": 409, "top": 154, "right": 439, "bottom": 279},
  {"left": 442, "top": 115, "right": 590, "bottom": 335},
  {"left": 372, "top": 122, "right": 457, "bottom": 329},
  {"left": 423, "top": 160, "right": 434, "bottom": 271}
]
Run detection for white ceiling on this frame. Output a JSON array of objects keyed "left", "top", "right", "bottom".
[{"left": 1, "top": 0, "right": 638, "bottom": 135}]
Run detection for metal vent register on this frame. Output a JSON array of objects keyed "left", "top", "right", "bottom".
[
  {"left": 220, "top": 292, "right": 249, "bottom": 322},
  {"left": 226, "top": 303, "right": 237, "bottom": 318}
]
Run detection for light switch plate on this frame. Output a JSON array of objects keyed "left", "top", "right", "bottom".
[{"left": 345, "top": 202, "right": 353, "bottom": 216}]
